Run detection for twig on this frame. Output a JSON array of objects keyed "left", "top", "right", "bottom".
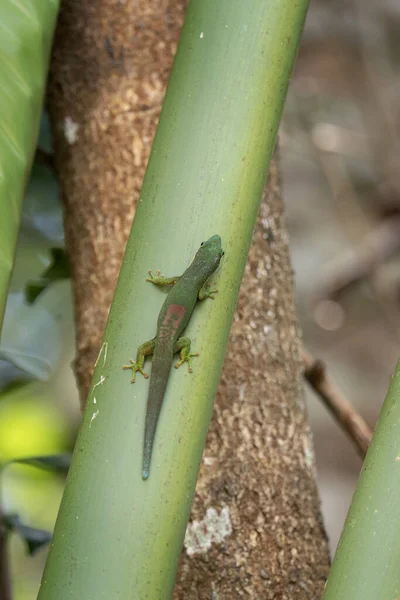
[
  {"left": 302, "top": 349, "right": 373, "bottom": 458},
  {"left": 0, "top": 503, "right": 12, "bottom": 600}
]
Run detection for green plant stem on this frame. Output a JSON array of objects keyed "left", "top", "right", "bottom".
[
  {"left": 38, "top": 0, "right": 309, "bottom": 598},
  {"left": 322, "top": 359, "right": 400, "bottom": 599}
]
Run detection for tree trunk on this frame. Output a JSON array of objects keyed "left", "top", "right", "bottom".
[
  {"left": 47, "top": 1, "right": 330, "bottom": 596},
  {"left": 175, "top": 161, "right": 330, "bottom": 598}
]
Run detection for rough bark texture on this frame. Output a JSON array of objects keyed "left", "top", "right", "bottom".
[
  {"left": 47, "top": 0, "right": 186, "bottom": 407},
  {"left": 47, "top": 0, "right": 330, "bottom": 597},
  {"left": 176, "top": 164, "right": 330, "bottom": 598}
]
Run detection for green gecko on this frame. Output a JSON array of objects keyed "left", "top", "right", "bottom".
[{"left": 123, "top": 235, "right": 224, "bottom": 480}]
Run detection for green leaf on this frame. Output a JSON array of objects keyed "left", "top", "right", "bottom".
[
  {"left": 7, "top": 246, "right": 51, "bottom": 295},
  {"left": 3, "top": 454, "right": 71, "bottom": 474},
  {"left": 0, "top": 0, "right": 60, "bottom": 331},
  {"left": 26, "top": 249, "right": 70, "bottom": 304}
]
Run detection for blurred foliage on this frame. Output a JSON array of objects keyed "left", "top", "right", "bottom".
[
  {"left": 0, "top": 290, "right": 63, "bottom": 385},
  {"left": 0, "top": 0, "right": 59, "bottom": 330},
  {"left": 0, "top": 385, "right": 73, "bottom": 600},
  {"left": 20, "top": 164, "right": 64, "bottom": 250},
  {"left": 3, "top": 514, "right": 52, "bottom": 556},
  {"left": 0, "top": 112, "right": 74, "bottom": 599},
  {"left": 1, "top": 454, "right": 71, "bottom": 563},
  {"left": 0, "top": 386, "right": 68, "bottom": 461},
  {"left": 5, "top": 454, "right": 71, "bottom": 474},
  {"left": 0, "top": 111, "right": 70, "bottom": 389},
  {"left": 26, "top": 249, "right": 70, "bottom": 305},
  {"left": 20, "top": 114, "right": 63, "bottom": 250}
]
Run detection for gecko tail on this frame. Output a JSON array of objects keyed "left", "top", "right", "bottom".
[
  {"left": 142, "top": 443, "right": 154, "bottom": 479},
  {"left": 142, "top": 346, "right": 172, "bottom": 481},
  {"left": 142, "top": 415, "right": 158, "bottom": 480},
  {"left": 142, "top": 432, "right": 155, "bottom": 480},
  {"left": 142, "top": 426, "right": 155, "bottom": 480}
]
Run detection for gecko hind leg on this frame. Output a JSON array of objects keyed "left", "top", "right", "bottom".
[
  {"left": 122, "top": 338, "right": 156, "bottom": 382},
  {"left": 174, "top": 337, "right": 199, "bottom": 373}
]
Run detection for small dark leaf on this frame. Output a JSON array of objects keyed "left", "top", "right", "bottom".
[
  {"left": 5, "top": 454, "right": 71, "bottom": 474},
  {"left": 26, "top": 248, "right": 71, "bottom": 304},
  {"left": 3, "top": 513, "right": 52, "bottom": 555},
  {"left": 25, "top": 280, "right": 49, "bottom": 305}
]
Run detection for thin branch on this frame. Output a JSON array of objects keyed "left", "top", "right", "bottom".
[
  {"left": 302, "top": 349, "right": 373, "bottom": 458},
  {"left": 0, "top": 504, "right": 12, "bottom": 600}
]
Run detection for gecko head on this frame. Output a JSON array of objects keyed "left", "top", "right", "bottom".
[{"left": 198, "top": 235, "right": 224, "bottom": 268}]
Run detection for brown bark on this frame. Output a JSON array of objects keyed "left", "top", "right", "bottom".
[
  {"left": 48, "top": 1, "right": 330, "bottom": 597},
  {"left": 175, "top": 164, "right": 330, "bottom": 598}
]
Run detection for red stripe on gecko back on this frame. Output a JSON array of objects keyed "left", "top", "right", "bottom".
[{"left": 159, "top": 303, "right": 187, "bottom": 340}]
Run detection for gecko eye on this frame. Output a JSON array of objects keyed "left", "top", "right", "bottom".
[
  {"left": 221, "top": 251, "right": 225, "bottom": 256},
  {"left": 200, "top": 241, "right": 204, "bottom": 246}
]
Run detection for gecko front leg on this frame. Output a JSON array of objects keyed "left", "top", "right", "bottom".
[{"left": 146, "top": 270, "right": 181, "bottom": 287}]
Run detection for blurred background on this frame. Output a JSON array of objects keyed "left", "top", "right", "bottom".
[{"left": 1, "top": 0, "right": 400, "bottom": 597}]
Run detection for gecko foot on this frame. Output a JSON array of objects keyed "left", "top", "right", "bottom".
[
  {"left": 204, "top": 288, "right": 218, "bottom": 299},
  {"left": 122, "top": 359, "right": 149, "bottom": 383},
  {"left": 146, "top": 269, "right": 162, "bottom": 282},
  {"left": 175, "top": 352, "right": 199, "bottom": 373},
  {"left": 198, "top": 285, "right": 218, "bottom": 300}
]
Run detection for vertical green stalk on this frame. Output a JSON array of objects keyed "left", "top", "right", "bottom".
[
  {"left": 323, "top": 360, "right": 400, "bottom": 599},
  {"left": 38, "top": 1, "right": 309, "bottom": 598}
]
